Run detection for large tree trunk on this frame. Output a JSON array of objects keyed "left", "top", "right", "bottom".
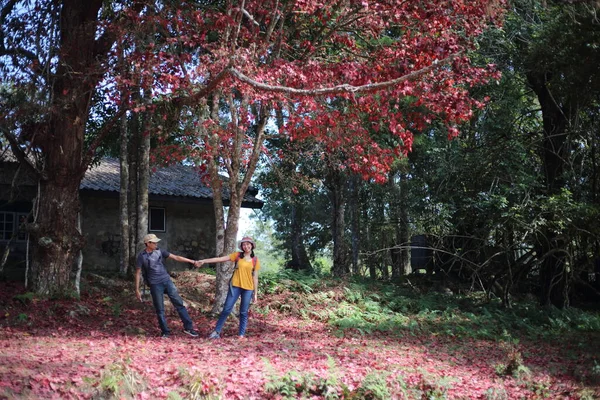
[
  {"left": 119, "top": 109, "right": 130, "bottom": 276},
  {"left": 208, "top": 93, "right": 268, "bottom": 313},
  {"left": 362, "top": 204, "right": 376, "bottom": 279},
  {"left": 26, "top": 1, "right": 105, "bottom": 296},
  {"left": 136, "top": 107, "right": 151, "bottom": 252},
  {"left": 390, "top": 172, "right": 411, "bottom": 279},
  {"left": 287, "top": 204, "right": 312, "bottom": 271},
  {"left": 527, "top": 71, "right": 570, "bottom": 308},
  {"left": 210, "top": 173, "right": 230, "bottom": 314},
  {"left": 74, "top": 213, "right": 83, "bottom": 296},
  {"left": 206, "top": 93, "right": 232, "bottom": 314},
  {"left": 327, "top": 168, "right": 348, "bottom": 277},
  {"left": 349, "top": 176, "right": 360, "bottom": 275},
  {"left": 128, "top": 114, "right": 140, "bottom": 269},
  {"left": 29, "top": 168, "right": 84, "bottom": 295}
]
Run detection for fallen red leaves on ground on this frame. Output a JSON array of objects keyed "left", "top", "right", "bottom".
[{"left": 0, "top": 273, "right": 598, "bottom": 399}]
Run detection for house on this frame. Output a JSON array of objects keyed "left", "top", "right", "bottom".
[{"left": 0, "top": 155, "right": 263, "bottom": 275}]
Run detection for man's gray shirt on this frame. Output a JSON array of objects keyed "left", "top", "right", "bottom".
[{"left": 136, "top": 248, "right": 172, "bottom": 285}]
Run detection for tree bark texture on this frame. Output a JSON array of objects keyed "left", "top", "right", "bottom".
[
  {"left": 527, "top": 71, "right": 570, "bottom": 308},
  {"left": 390, "top": 172, "right": 411, "bottom": 278},
  {"left": 75, "top": 213, "right": 83, "bottom": 296},
  {"left": 136, "top": 108, "right": 151, "bottom": 254},
  {"left": 28, "top": 0, "right": 104, "bottom": 295},
  {"left": 287, "top": 204, "right": 312, "bottom": 271},
  {"left": 119, "top": 110, "right": 130, "bottom": 276},
  {"left": 349, "top": 176, "right": 361, "bottom": 275},
  {"left": 128, "top": 111, "right": 140, "bottom": 268},
  {"left": 207, "top": 93, "right": 231, "bottom": 314},
  {"left": 327, "top": 169, "right": 348, "bottom": 277}
]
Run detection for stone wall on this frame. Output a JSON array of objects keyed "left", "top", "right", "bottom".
[{"left": 81, "top": 194, "right": 217, "bottom": 272}]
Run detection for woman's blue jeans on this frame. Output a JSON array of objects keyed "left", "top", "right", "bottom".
[
  {"left": 214, "top": 285, "right": 254, "bottom": 336},
  {"left": 149, "top": 279, "right": 193, "bottom": 334}
]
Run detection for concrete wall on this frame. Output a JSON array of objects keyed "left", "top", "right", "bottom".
[{"left": 81, "top": 194, "right": 217, "bottom": 272}]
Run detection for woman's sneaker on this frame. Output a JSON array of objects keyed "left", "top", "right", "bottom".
[{"left": 208, "top": 331, "right": 220, "bottom": 339}]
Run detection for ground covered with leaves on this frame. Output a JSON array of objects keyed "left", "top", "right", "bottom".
[{"left": 1, "top": 270, "right": 599, "bottom": 399}]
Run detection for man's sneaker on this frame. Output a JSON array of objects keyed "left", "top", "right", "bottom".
[
  {"left": 160, "top": 332, "right": 170, "bottom": 339},
  {"left": 208, "top": 331, "right": 220, "bottom": 339},
  {"left": 183, "top": 329, "right": 199, "bottom": 338}
]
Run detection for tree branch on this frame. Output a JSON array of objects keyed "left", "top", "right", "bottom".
[
  {"left": 172, "top": 64, "right": 233, "bottom": 107},
  {"left": 0, "top": 125, "right": 44, "bottom": 179},
  {"left": 81, "top": 107, "right": 127, "bottom": 171},
  {"left": 229, "top": 52, "right": 462, "bottom": 96},
  {"left": 241, "top": 7, "right": 260, "bottom": 26}
]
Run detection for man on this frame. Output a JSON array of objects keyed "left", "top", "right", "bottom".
[{"left": 135, "top": 233, "right": 200, "bottom": 338}]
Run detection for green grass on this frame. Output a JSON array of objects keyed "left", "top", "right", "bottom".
[{"left": 259, "top": 270, "right": 600, "bottom": 342}]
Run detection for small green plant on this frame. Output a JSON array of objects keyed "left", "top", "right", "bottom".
[
  {"left": 252, "top": 304, "right": 271, "bottom": 316},
  {"left": 69, "top": 303, "right": 91, "bottom": 318},
  {"left": 13, "top": 292, "right": 35, "bottom": 304},
  {"left": 485, "top": 386, "right": 509, "bottom": 400},
  {"left": 525, "top": 380, "right": 550, "bottom": 398},
  {"left": 494, "top": 342, "right": 530, "bottom": 379},
  {"left": 264, "top": 369, "right": 309, "bottom": 398},
  {"left": 395, "top": 375, "right": 409, "bottom": 399},
  {"left": 264, "top": 357, "right": 340, "bottom": 399},
  {"left": 188, "top": 374, "right": 222, "bottom": 400},
  {"left": 110, "top": 302, "right": 122, "bottom": 318},
  {"left": 177, "top": 368, "right": 223, "bottom": 399},
  {"left": 577, "top": 388, "right": 599, "bottom": 400},
  {"left": 412, "top": 375, "right": 452, "bottom": 400},
  {"left": 344, "top": 372, "right": 390, "bottom": 400},
  {"left": 92, "top": 358, "right": 144, "bottom": 398},
  {"left": 100, "top": 296, "right": 122, "bottom": 317},
  {"left": 16, "top": 313, "right": 28, "bottom": 322},
  {"left": 342, "top": 286, "right": 364, "bottom": 303}
]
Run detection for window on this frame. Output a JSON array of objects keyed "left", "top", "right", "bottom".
[
  {"left": 149, "top": 207, "right": 166, "bottom": 232},
  {"left": 17, "top": 213, "right": 29, "bottom": 241},
  {"left": 0, "top": 212, "right": 15, "bottom": 240}
]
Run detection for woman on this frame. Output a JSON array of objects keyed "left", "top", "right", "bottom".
[{"left": 198, "top": 236, "right": 260, "bottom": 339}]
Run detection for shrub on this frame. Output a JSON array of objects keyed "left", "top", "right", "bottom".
[
  {"left": 344, "top": 372, "right": 390, "bottom": 400},
  {"left": 494, "top": 342, "right": 530, "bottom": 379},
  {"left": 178, "top": 368, "right": 222, "bottom": 400},
  {"left": 264, "top": 357, "right": 340, "bottom": 399},
  {"left": 13, "top": 292, "right": 35, "bottom": 304},
  {"left": 87, "top": 358, "right": 145, "bottom": 398}
]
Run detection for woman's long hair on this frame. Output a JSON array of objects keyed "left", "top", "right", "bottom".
[{"left": 239, "top": 250, "right": 256, "bottom": 259}]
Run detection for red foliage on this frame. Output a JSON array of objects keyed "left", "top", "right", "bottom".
[{"left": 106, "top": 0, "right": 505, "bottom": 181}]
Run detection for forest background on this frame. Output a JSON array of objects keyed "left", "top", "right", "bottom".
[{"left": 1, "top": 0, "right": 600, "bottom": 398}]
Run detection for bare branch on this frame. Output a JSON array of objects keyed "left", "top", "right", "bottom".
[
  {"left": 172, "top": 64, "right": 233, "bottom": 107},
  {"left": 0, "top": 125, "right": 43, "bottom": 179},
  {"left": 229, "top": 52, "right": 462, "bottom": 96},
  {"left": 241, "top": 7, "right": 260, "bottom": 26}
]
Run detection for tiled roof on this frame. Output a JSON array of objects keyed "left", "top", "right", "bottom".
[
  {"left": 0, "top": 150, "right": 263, "bottom": 206},
  {"left": 81, "top": 158, "right": 262, "bottom": 207}
]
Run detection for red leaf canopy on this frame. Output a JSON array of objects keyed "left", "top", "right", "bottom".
[{"left": 110, "top": 0, "right": 504, "bottom": 181}]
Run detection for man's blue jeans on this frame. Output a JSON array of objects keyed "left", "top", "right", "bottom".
[
  {"left": 214, "top": 285, "right": 254, "bottom": 336},
  {"left": 149, "top": 279, "right": 193, "bottom": 334}
]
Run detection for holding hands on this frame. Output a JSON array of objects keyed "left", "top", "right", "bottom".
[{"left": 193, "top": 260, "right": 205, "bottom": 268}]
